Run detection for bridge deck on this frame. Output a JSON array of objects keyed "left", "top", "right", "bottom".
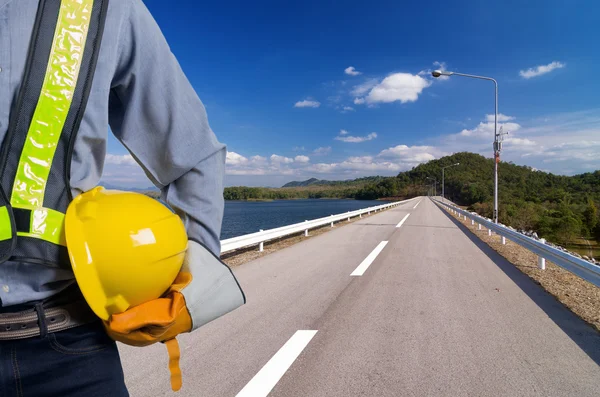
[{"left": 120, "top": 198, "right": 600, "bottom": 396}]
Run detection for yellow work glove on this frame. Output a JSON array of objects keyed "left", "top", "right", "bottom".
[
  {"left": 103, "top": 272, "right": 192, "bottom": 391},
  {"left": 103, "top": 240, "right": 246, "bottom": 392}
]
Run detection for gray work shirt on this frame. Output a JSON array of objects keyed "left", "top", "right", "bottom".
[{"left": 0, "top": 0, "right": 225, "bottom": 306}]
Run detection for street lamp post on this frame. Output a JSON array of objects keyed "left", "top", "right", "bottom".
[
  {"left": 432, "top": 70, "right": 500, "bottom": 223},
  {"left": 441, "top": 163, "right": 460, "bottom": 203},
  {"left": 426, "top": 177, "right": 438, "bottom": 197}
]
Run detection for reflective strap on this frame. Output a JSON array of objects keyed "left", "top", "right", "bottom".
[
  {"left": 14, "top": 206, "right": 66, "bottom": 246},
  {"left": 165, "top": 338, "right": 182, "bottom": 392},
  {"left": 0, "top": 206, "right": 12, "bottom": 242},
  {"left": 11, "top": 0, "right": 94, "bottom": 209}
]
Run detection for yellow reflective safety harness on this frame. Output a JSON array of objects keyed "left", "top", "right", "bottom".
[
  {"left": 0, "top": 0, "right": 108, "bottom": 264},
  {"left": 0, "top": 0, "right": 183, "bottom": 391}
]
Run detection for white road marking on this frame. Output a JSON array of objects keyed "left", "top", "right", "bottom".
[
  {"left": 413, "top": 200, "right": 422, "bottom": 209},
  {"left": 396, "top": 213, "right": 410, "bottom": 228},
  {"left": 236, "top": 330, "right": 318, "bottom": 397},
  {"left": 350, "top": 241, "right": 388, "bottom": 276}
]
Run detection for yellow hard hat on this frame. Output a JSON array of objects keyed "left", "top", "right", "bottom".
[{"left": 65, "top": 186, "right": 188, "bottom": 320}]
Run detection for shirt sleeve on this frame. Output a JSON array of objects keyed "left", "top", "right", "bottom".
[{"left": 107, "top": 0, "right": 225, "bottom": 255}]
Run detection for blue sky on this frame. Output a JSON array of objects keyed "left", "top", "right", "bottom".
[{"left": 103, "top": 0, "right": 600, "bottom": 188}]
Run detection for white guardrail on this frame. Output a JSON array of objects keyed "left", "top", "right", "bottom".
[
  {"left": 221, "top": 197, "right": 418, "bottom": 254},
  {"left": 432, "top": 197, "right": 600, "bottom": 288}
]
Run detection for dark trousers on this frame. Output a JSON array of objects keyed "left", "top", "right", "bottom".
[{"left": 0, "top": 320, "right": 129, "bottom": 397}]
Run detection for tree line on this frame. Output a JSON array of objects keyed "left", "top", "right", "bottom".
[
  {"left": 142, "top": 152, "right": 599, "bottom": 247},
  {"left": 389, "top": 152, "right": 600, "bottom": 245}
]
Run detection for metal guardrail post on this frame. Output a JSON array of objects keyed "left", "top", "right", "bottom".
[
  {"left": 538, "top": 257, "right": 546, "bottom": 270},
  {"left": 488, "top": 229, "right": 492, "bottom": 236},
  {"left": 304, "top": 221, "right": 308, "bottom": 237},
  {"left": 259, "top": 230, "right": 264, "bottom": 252},
  {"left": 478, "top": 223, "right": 482, "bottom": 230},
  {"left": 502, "top": 236, "right": 506, "bottom": 245}
]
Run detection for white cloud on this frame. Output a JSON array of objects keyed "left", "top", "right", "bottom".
[
  {"left": 294, "top": 155, "right": 310, "bottom": 163},
  {"left": 458, "top": 121, "right": 521, "bottom": 139},
  {"left": 223, "top": 110, "right": 600, "bottom": 184},
  {"left": 419, "top": 61, "right": 450, "bottom": 81},
  {"left": 344, "top": 66, "right": 362, "bottom": 76},
  {"left": 225, "top": 152, "right": 296, "bottom": 176},
  {"left": 503, "top": 137, "right": 537, "bottom": 150},
  {"left": 270, "top": 154, "right": 294, "bottom": 164},
  {"left": 427, "top": 110, "right": 600, "bottom": 175},
  {"left": 365, "top": 73, "right": 432, "bottom": 104},
  {"left": 335, "top": 131, "right": 378, "bottom": 143},
  {"left": 307, "top": 163, "right": 338, "bottom": 174},
  {"left": 294, "top": 99, "right": 321, "bottom": 108},
  {"left": 486, "top": 113, "right": 515, "bottom": 122},
  {"left": 292, "top": 146, "right": 306, "bottom": 152},
  {"left": 249, "top": 155, "right": 268, "bottom": 165},
  {"left": 523, "top": 140, "right": 600, "bottom": 163},
  {"left": 519, "top": 61, "right": 565, "bottom": 79},
  {"left": 312, "top": 146, "right": 332, "bottom": 156},
  {"left": 354, "top": 97, "right": 366, "bottom": 105},
  {"left": 105, "top": 154, "right": 137, "bottom": 166},
  {"left": 351, "top": 79, "right": 379, "bottom": 97},
  {"left": 101, "top": 154, "right": 149, "bottom": 188},
  {"left": 342, "top": 106, "right": 355, "bottom": 112},
  {"left": 378, "top": 145, "right": 440, "bottom": 162},
  {"left": 226, "top": 151, "right": 248, "bottom": 166}
]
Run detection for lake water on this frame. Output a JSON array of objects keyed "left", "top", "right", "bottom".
[{"left": 220, "top": 199, "right": 382, "bottom": 239}]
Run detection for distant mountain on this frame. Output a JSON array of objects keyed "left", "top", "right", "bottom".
[
  {"left": 282, "top": 178, "right": 327, "bottom": 187},
  {"left": 282, "top": 176, "right": 385, "bottom": 188}
]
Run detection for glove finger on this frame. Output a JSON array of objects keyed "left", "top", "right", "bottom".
[
  {"left": 103, "top": 323, "right": 159, "bottom": 347},
  {"left": 108, "top": 298, "right": 176, "bottom": 333}
]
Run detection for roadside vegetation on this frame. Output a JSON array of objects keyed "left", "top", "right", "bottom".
[{"left": 406, "top": 152, "right": 600, "bottom": 252}]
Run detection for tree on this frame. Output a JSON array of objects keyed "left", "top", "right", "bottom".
[
  {"left": 555, "top": 215, "right": 582, "bottom": 245},
  {"left": 583, "top": 198, "right": 598, "bottom": 237}
]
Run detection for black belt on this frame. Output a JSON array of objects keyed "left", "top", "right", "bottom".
[{"left": 0, "top": 300, "right": 97, "bottom": 340}]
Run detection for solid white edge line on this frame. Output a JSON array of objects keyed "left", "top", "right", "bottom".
[
  {"left": 236, "top": 330, "right": 318, "bottom": 397},
  {"left": 413, "top": 199, "right": 422, "bottom": 209},
  {"left": 396, "top": 213, "right": 410, "bottom": 228},
  {"left": 350, "top": 241, "right": 388, "bottom": 276}
]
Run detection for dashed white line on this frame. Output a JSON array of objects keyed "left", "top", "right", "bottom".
[
  {"left": 396, "top": 213, "right": 410, "bottom": 228},
  {"left": 413, "top": 200, "right": 422, "bottom": 209},
  {"left": 350, "top": 241, "right": 388, "bottom": 276},
  {"left": 236, "top": 330, "right": 318, "bottom": 397}
]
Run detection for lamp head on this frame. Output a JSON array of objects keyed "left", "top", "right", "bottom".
[{"left": 432, "top": 70, "right": 454, "bottom": 78}]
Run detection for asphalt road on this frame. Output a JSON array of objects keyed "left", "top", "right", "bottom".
[{"left": 119, "top": 198, "right": 600, "bottom": 396}]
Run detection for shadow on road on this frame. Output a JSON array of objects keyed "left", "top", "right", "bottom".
[{"left": 437, "top": 205, "right": 600, "bottom": 366}]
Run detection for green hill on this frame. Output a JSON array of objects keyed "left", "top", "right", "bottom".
[{"left": 357, "top": 152, "right": 600, "bottom": 245}]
